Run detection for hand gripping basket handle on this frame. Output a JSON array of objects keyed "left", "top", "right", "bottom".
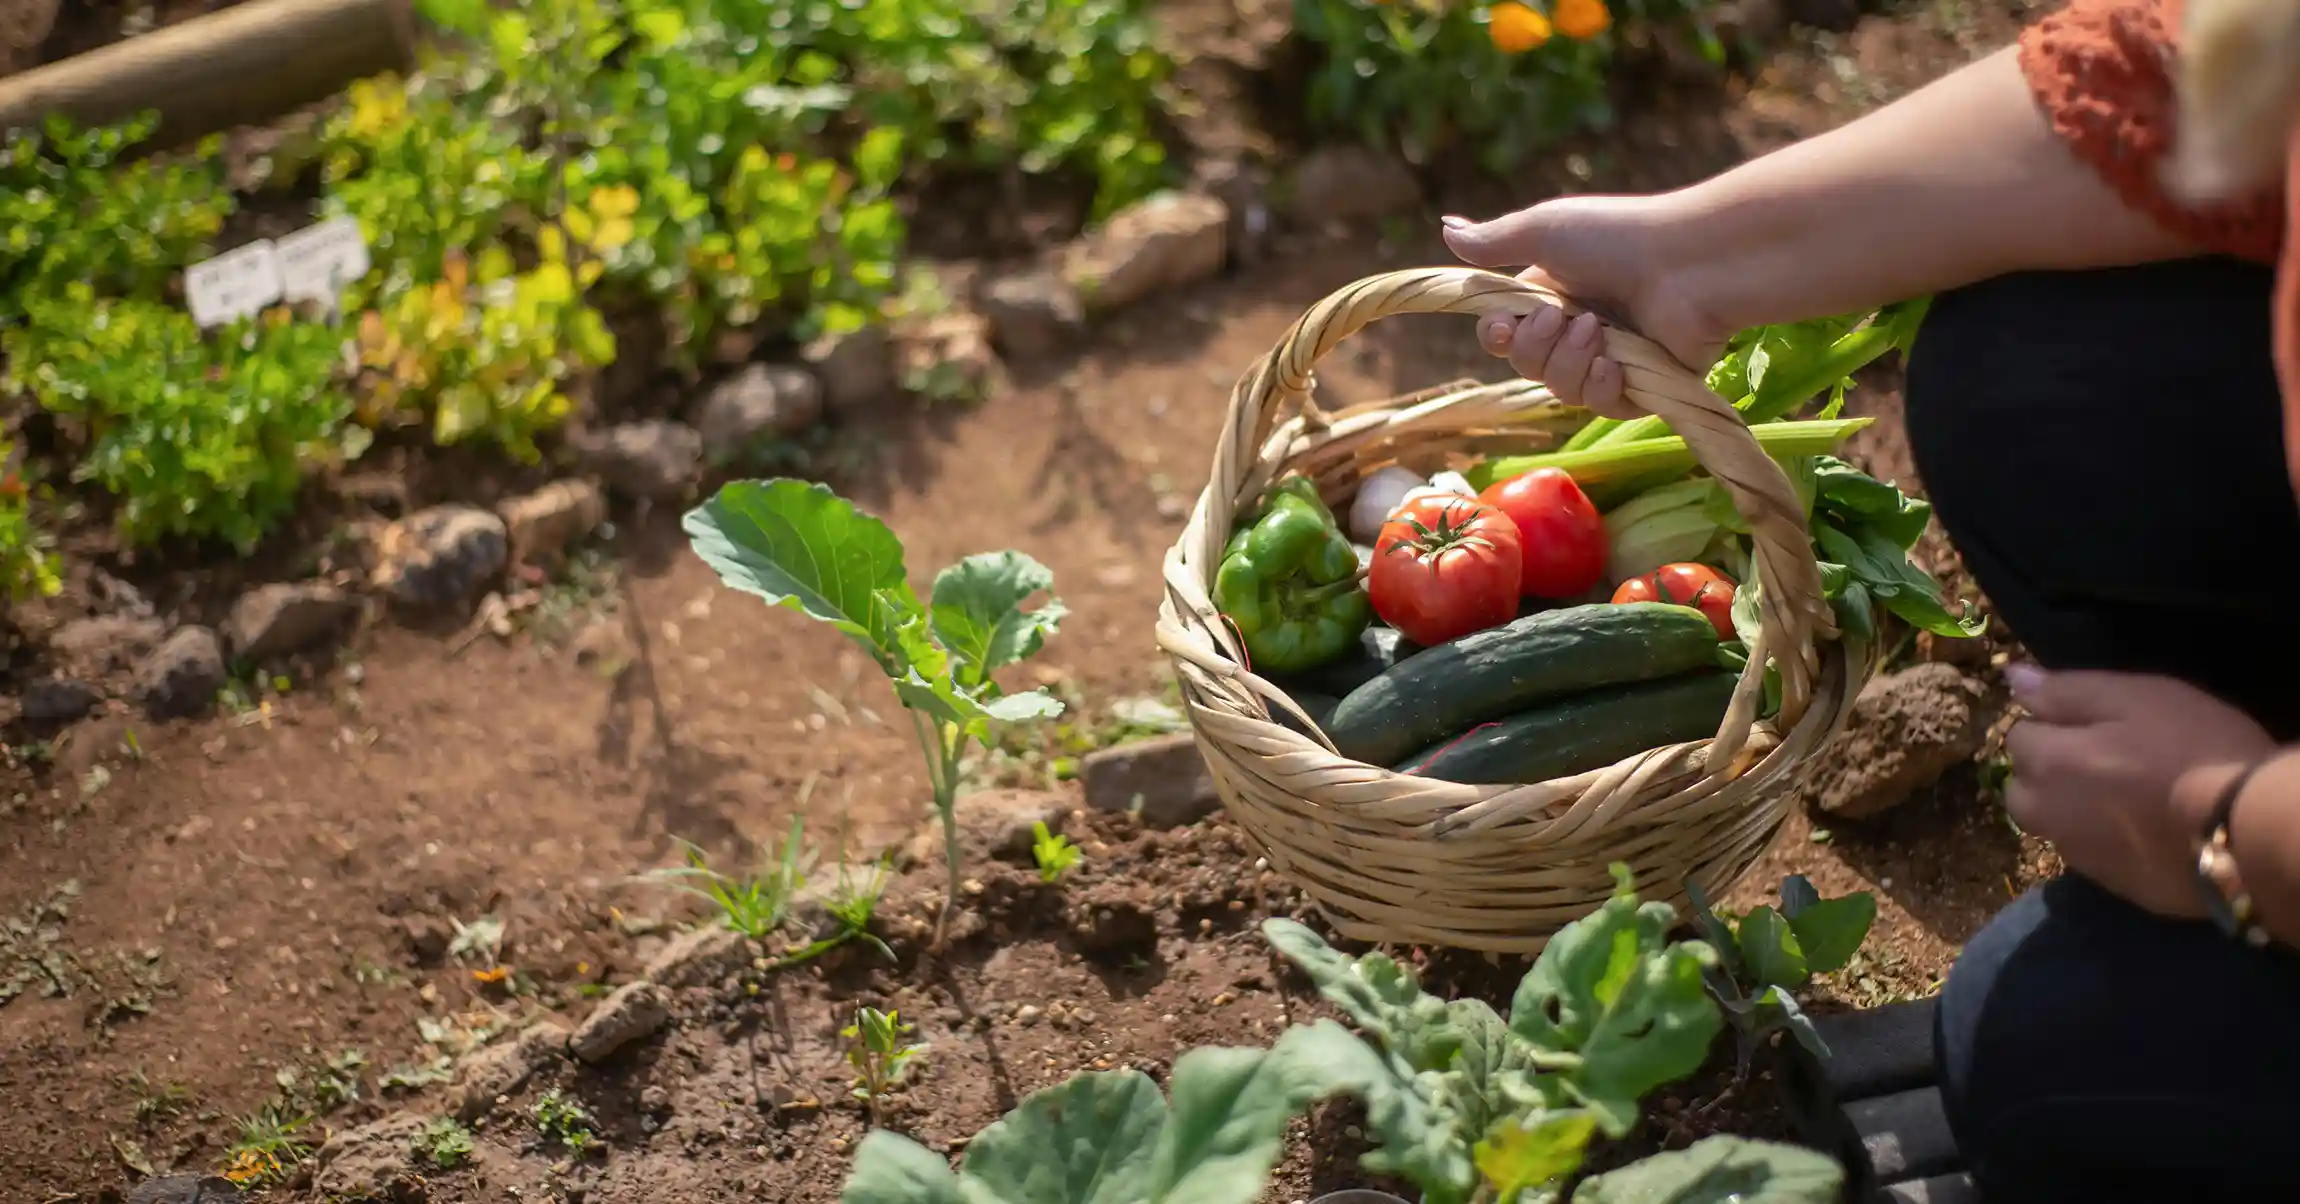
[{"left": 1194, "top": 266, "right": 1835, "bottom": 754}]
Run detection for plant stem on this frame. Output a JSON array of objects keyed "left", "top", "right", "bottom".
[{"left": 910, "top": 711, "right": 968, "bottom": 949}]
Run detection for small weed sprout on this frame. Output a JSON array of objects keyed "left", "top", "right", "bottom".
[
  {"left": 222, "top": 1103, "right": 311, "bottom": 1186},
  {"left": 534, "top": 1087, "right": 598, "bottom": 1155},
  {"left": 642, "top": 815, "right": 810, "bottom": 941},
  {"left": 1031, "top": 821, "right": 1081, "bottom": 884},
  {"left": 413, "top": 1116, "right": 477, "bottom": 1168},
  {"left": 126, "top": 1068, "right": 189, "bottom": 1124},
  {"left": 844, "top": 1006, "right": 927, "bottom": 1121},
  {"left": 816, "top": 853, "right": 895, "bottom": 962}
]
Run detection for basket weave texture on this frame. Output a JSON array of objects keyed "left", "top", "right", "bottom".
[{"left": 1155, "top": 268, "right": 1871, "bottom": 953}]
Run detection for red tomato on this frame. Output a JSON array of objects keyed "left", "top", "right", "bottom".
[
  {"left": 1611, "top": 563, "right": 1737, "bottom": 640},
  {"left": 1370, "top": 494, "right": 1522, "bottom": 646},
  {"left": 1478, "top": 468, "right": 1607, "bottom": 600}
]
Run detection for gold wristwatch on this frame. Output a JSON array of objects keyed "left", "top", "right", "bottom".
[{"left": 2196, "top": 758, "right": 2272, "bottom": 948}]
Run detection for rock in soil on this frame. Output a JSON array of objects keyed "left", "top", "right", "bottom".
[
  {"left": 643, "top": 923, "right": 752, "bottom": 990},
  {"left": 1081, "top": 733, "right": 1221, "bottom": 829},
  {"left": 223, "top": 581, "right": 356, "bottom": 661},
  {"left": 372, "top": 504, "right": 510, "bottom": 609},
  {"left": 579, "top": 420, "right": 705, "bottom": 502},
  {"left": 803, "top": 324, "right": 897, "bottom": 413},
  {"left": 127, "top": 1175, "right": 238, "bottom": 1204},
  {"left": 899, "top": 310, "right": 1003, "bottom": 402},
  {"left": 1798, "top": 664, "right": 1996, "bottom": 820},
  {"left": 20, "top": 677, "right": 100, "bottom": 724},
  {"left": 49, "top": 613, "right": 166, "bottom": 676},
  {"left": 1062, "top": 191, "right": 1228, "bottom": 314},
  {"left": 446, "top": 1021, "right": 567, "bottom": 1124},
  {"left": 689, "top": 363, "right": 824, "bottom": 449},
  {"left": 497, "top": 479, "right": 606, "bottom": 568},
  {"left": 312, "top": 1112, "right": 428, "bottom": 1201},
  {"left": 978, "top": 269, "right": 1085, "bottom": 361},
  {"left": 1280, "top": 145, "right": 1420, "bottom": 223},
  {"left": 905, "top": 789, "right": 1069, "bottom": 868},
  {"left": 132, "top": 626, "right": 225, "bottom": 720},
  {"left": 569, "top": 981, "right": 672, "bottom": 1064}
]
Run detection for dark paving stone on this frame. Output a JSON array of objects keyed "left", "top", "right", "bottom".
[
  {"left": 1880, "top": 1171, "right": 1981, "bottom": 1204},
  {"left": 1848, "top": 1087, "right": 1963, "bottom": 1185},
  {"left": 1811, "top": 997, "right": 1940, "bottom": 1100}
]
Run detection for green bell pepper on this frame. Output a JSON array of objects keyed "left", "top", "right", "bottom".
[{"left": 1213, "top": 475, "right": 1373, "bottom": 672}]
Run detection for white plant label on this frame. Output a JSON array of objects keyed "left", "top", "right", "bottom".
[
  {"left": 276, "top": 217, "right": 372, "bottom": 306},
  {"left": 183, "top": 240, "right": 284, "bottom": 328}
]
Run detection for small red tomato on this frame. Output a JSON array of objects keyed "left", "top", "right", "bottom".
[
  {"left": 1478, "top": 468, "right": 1607, "bottom": 600},
  {"left": 1370, "top": 493, "right": 1522, "bottom": 646},
  {"left": 1611, "top": 562, "right": 1737, "bottom": 640}
]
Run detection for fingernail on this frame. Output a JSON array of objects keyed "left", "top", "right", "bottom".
[
  {"left": 2004, "top": 662, "right": 2043, "bottom": 700},
  {"left": 1479, "top": 317, "right": 1513, "bottom": 349},
  {"left": 1528, "top": 307, "right": 1564, "bottom": 340},
  {"left": 1441, "top": 214, "right": 1474, "bottom": 230},
  {"left": 1568, "top": 312, "right": 1601, "bottom": 347}
]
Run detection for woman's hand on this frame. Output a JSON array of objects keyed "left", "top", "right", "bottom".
[
  {"left": 1442, "top": 195, "right": 1738, "bottom": 417},
  {"left": 2005, "top": 663, "right": 2277, "bottom": 918}
]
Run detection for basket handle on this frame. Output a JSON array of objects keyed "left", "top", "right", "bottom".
[{"left": 1197, "top": 266, "right": 1836, "bottom": 747}]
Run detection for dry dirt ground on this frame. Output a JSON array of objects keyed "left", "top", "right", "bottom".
[{"left": 0, "top": 2, "right": 2065, "bottom": 1201}]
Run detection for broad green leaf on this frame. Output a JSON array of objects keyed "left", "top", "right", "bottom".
[
  {"left": 931, "top": 551, "right": 1066, "bottom": 686},
  {"left": 1569, "top": 1136, "right": 1844, "bottom": 1204},
  {"left": 1680, "top": 878, "right": 1742, "bottom": 983},
  {"left": 1474, "top": 1111, "right": 1599, "bottom": 1199},
  {"left": 1757, "top": 987, "right": 1831, "bottom": 1060},
  {"left": 1146, "top": 1023, "right": 1391, "bottom": 1202},
  {"left": 959, "top": 1070, "right": 1166, "bottom": 1204},
  {"left": 631, "top": 6, "right": 684, "bottom": 48},
  {"left": 1262, "top": 919, "right": 1463, "bottom": 1074},
  {"left": 1735, "top": 906, "right": 1807, "bottom": 992},
  {"left": 685, "top": 480, "right": 920, "bottom": 673},
  {"left": 1850, "top": 525, "right": 1986, "bottom": 638},
  {"left": 1510, "top": 870, "right": 1723, "bottom": 1137},
  {"left": 1778, "top": 876, "right": 1820, "bottom": 919},
  {"left": 1785, "top": 894, "right": 1875, "bottom": 976},
  {"left": 842, "top": 1131, "right": 966, "bottom": 1204}
]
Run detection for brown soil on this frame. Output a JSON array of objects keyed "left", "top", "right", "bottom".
[{"left": 0, "top": 3, "right": 2069, "bottom": 1202}]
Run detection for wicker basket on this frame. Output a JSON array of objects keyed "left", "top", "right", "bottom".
[{"left": 1155, "top": 267, "right": 1871, "bottom": 953}]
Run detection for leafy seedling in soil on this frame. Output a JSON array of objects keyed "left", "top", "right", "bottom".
[
  {"left": 642, "top": 816, "right": 810, "bottom": 941},
  {"left": 1684, "top": 874, "right": 1877, "bottom": 1073},
  {"left": 413, "top": 1116, "right": 477, "bottom": 1169},
  {"left": 1031, "top": 820, "right": 1081, "bottom": 883},
  {"left": 844, "top": 1006, "right": 928, "bottom": 1125},
  {"left": 844, "top": 866, "right": 1846, "bottom": 1204},
  {"left": 534, "top": 1088, "right": 599, "bottom": 1156},
  {"left": 220, "top": 1102, "right": 311, "bottom": 1187},
  {"left": 686, "top": 479, "right": 1066, "bottom": 945},
  {"left": 126, "top": 1068, "right": 190, "bottom": 1125}
]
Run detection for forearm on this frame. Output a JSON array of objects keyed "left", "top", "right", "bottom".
[{"left": 1654, "top": 46, "right": 2197, "bottom": 331}]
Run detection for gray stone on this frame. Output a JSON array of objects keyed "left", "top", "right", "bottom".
[
  {"left": 127, "top": 1175, "right": 238, "bottom": 1204},
  {"left": 132, "top": 627, "right": 225, "bottom": 720},
  {"left": 569, "top": 981, "right": 671, "bottom": 1064},
  {"left": 689, "top": 364, "right": 824, "bottom": 448},
  {"left": 1061, "top": 192, "right": 1228, "bottom": 315},
  {"left": 50, "top": 614, "right": 166, "bottom": 676},
  {"left": 642, "top": 924, "right": 751, "bottom": 990},
  {"left": 1081, "top": 733, "right": 1220, "bottom": 828},
  {"left": 497, "top": 479, "right": 605, "bottom": 568},
  {"left": 803, "top": 325, "right": 898, "bottom": 413},
  {"left": 372, "top": 505, "right": 508, "bottom": 609},
  {"left": 1847, "top": 1087, "right": 1961, "bottom": 1185},
  {"left": 20, "top": 677, "right": 100, "bottom": 724},
  {"left": 223, "top": 582, "right": 356, "bottom": 661},
  {"left": 312, "top": 1111, "right": 427, "bottom": 1200},
  {"left": 1281, "top": 146, "right": 1420, "bottom": 223},
  {"left": 580, "top": 420, "right": 704, "bottom": 502},
  {"left": 978, "top": 270, "right": 1085, "bottom": 361},
  {"left": 897, "top": 311, "right": 1002, "bottom": 404},
  {"left": 445, "top": 1021, "right": 566, "bottom": 1124},
  {"left": 1797, "top": 665, "right": 1994, "bottom": 820}
]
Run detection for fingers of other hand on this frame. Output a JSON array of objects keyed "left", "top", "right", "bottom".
[{"left": 1476, "top": 308, "right": 1632, "bottom": 417}]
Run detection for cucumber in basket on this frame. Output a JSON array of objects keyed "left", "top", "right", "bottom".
[
  {"left": 1323, "top": 602, "right": 1723, "bottom": 768},
  {"left": 1394, "top": 671, "right": 1739, "bottom": 785}
]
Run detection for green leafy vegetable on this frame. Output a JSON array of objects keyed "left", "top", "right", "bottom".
[
  {"left": 1569, "top": 1135, "right": 1845, "bottom": 1203},
  {"left": 1683, "top": 875, "right": 1876, "bottom": 1065}
]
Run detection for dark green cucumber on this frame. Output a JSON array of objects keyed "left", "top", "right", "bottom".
[
  {"left": 1266, "top": 624, "right": 1422, "bottom": 698},
  {"left": 1269, "top": 690, "right": 1341, "bottom": 739},
  {"left": 1325, "top": 602, "right": 1722, "bottom": 767},
  {"left": 1394, "top": 671, "right": 1738, "bottom": 784}
]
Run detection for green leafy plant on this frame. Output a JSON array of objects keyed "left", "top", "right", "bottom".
[
  {"left": 641, "top": 816, "right": 810, "bottom": 942},
  {"left": 1685, "top": 874, "right": 1876, "bottom": 1065},
  {"left": 844, "top": 1005, "right": 928, "bottom": 1122},
  {"left": 685, "top": 479, "right": 1066, "bottom": 942},
  {"left": 412, "top": 1115, "right": 477, "bottom": 1168},
  {"left": 1031, "top": 821, "right": 1082, "bottom": 883},
  {"left": 533, "top": 1087, "right": 598, "bottom": 1155},
  {"left": 0, "top": 456, "right": 61, "bottom": 603},
  {"left": 4, "top": 292, "right": 351, "bottom": 551},
  {"left": 844, "top": 869, "right": 1845, "bottom": 1204},
  {"left": 221, "top": 1102, "right": 312, "bottom": 1187}
]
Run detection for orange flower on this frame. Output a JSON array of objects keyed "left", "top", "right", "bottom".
[
  {"left": 1554, "top": 0, "right": 1610, "bottom": 39},
  {"left": 1488, "top": 2, "right": 1552, "bottom": 53}
]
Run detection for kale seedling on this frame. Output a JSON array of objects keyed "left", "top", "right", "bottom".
[
  {"left": 533, "top": 1087, "right": 598, "bottom": 1155},
  {"left": 1031, "top": 820, "right": 1081, "bottom": 883},
  {"left": 844, "top": 1006, "right": 928, "bottom": 1124},
  {"left": 687, "top": 480, "right": 1066, "bottom": 944},
  {"left": 1685, "top": 873, "right": 1877, "bottom": 1068},
  {"left": 412, "top": 1116, "right": 476, "bottom": 1169}
]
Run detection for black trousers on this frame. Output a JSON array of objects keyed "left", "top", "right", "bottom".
[{"left": 1906, "top": 258, "right": 2300, "bottom": 1203}]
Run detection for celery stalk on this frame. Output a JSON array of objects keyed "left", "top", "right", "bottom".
[{"left": 1466, "top": 417, "right": 1876, "bottom": 493}]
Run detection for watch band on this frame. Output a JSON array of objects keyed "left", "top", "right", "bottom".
[{"left": 2196, "top": 757, "right": 2272, "bottom": 948}]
